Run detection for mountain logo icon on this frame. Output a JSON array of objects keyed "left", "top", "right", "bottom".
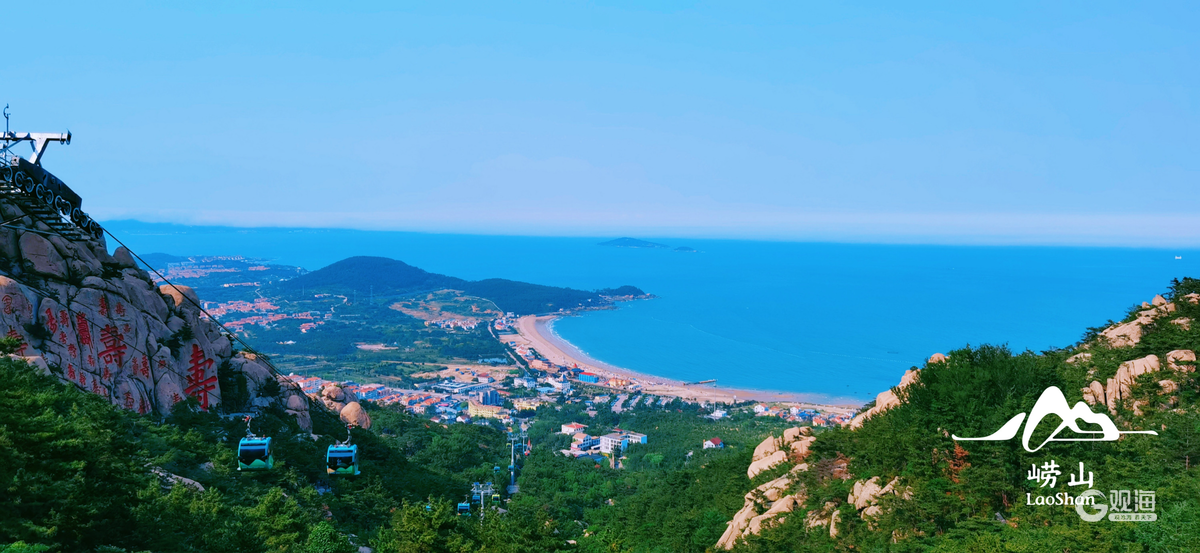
[{"left": 952, "top": 386, "right": 1157, "bottom": 452}]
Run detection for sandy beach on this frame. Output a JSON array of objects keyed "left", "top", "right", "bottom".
[{"left": 513, "top": 315, "right": 861, "bottom": 413}]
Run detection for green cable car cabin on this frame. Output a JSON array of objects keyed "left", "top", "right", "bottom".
[
  {"left": 326, "top": 444, "right": 360, "bottom": 476},
  {"left": 238, "top": 437, "right": 274, "bottom": 471}
]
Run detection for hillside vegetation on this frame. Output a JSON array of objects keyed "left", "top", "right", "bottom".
[
  {"left": 271, "top": 256, "right": 611, "bottom": 315},
  {"left": 724, "top": 277, "right": 1200, "bottom": 552}
]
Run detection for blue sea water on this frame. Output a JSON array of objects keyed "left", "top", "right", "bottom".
[{"left": 104, "top": 221, "right": 1200, "bottom": 403}]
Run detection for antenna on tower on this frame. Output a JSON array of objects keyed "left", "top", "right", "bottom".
[{"left": 2, "top": 104, "right": 8, "bottom": 146}]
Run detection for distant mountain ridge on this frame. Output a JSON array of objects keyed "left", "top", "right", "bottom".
[{"left": 272, "top": 256, "right": 641, "bottom": 315}]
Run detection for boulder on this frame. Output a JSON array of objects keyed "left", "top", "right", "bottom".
[
  {"left": 1105, "top": 355, "right": 1160, "bottom": 412},
  {"left": 747, "top": 450, "right": 787, "bottom": 479},
  {"left": 790, "top": 436, "right": 816, "bottom": 459},
  {"left": 286, "top": 393, "right": 308, "bottom": 411},
  {"left": 19, "top": 232, "right": 67, "bottom": 277},
  {"left": 848, "top": 477, "right": 883, "bottom": 510},
  {"left": 1167, "top": 350, "right": 1196, "bottom": 372},
  {"left": 112, "top": 246, "right": 137, "bottom": 268},
  {"left": 1153, "top": 294, "right": 1168, "bottom": 306},
  {"left": 850, "top": 368, "right": 920, "bottom": 430},
  {"left": 752, "top": 435, "right": 779, "bottom": 462},
  {"left": 782, "top": 427, "right": 803, "bottom": 444},
  {"left": 1081, "top": 381, "right": 1106, "bottom": 406},
  {"left": 928, "top": 353, "right": 947, "bottom": 364},
  {"left": 1066, "top": 352, "right": 1092, "bottom": 365},
  {"left": 322, "top": 383, "right": 347, "bottom": 402},
  {"left": 287, "top": 408, "right": 313, "bottom": 432},
  {"left": 1101, "top": 303, "right": 1177, "bottom": 348},
  {"left": 340, "top": 401, "right": 372, "bottom": 429},
  {"left": 1172, "top": 318, "right": 1192, "bottom": 331},
  {"left": 159, "top": 285, "right": 198, "bottom": 309}
]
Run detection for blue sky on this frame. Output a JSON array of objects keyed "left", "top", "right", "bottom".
[{"left": 7, "top": 2, "right": 1200, "bottom": 245}]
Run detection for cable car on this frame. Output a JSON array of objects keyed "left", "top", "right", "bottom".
[
  {"left": 491, "top": 492, "right": 501, "bottom": 503},
  {"left": 326, "top": 444, "right": 360, "bottom": 476},
  {"left": 457, "top": 502, "right": 471, "bottom": 516},
  {"left": 237, "top": 416, "right": 273, "bottom": 471},
  {"left": 238, "top": 436, "right": 274, "bottom": 471}
]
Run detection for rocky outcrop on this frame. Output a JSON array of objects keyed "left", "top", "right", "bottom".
[
  {"left": 1100, "top": 299, "right": 1178, "bottom": 348},
  {"left": 311, "top": 383, "right": 371, "bottom": 430},
  {"left": 340, "top": 401, "right": 372, "bottom": 429},
  {"left": 846, "top": 476, "right": 911, "bottom": 528},
  {"left": 1080, "top": 350, "right": 1194, "bottom": 415},
  {"left": 719, "top": 427, "right": 820, "bottom": 549},
  {"left": 849, "top": 367, "right": 921, "bottom": 429},
  {"left": 0, "top": 198, "right": 234, "bottom": 416},
  {"left": 748, "top": 451, "right": 788, "bottom": 479},
  {"left": 805, "top": 502, "right": 841, "bottom": 538}
]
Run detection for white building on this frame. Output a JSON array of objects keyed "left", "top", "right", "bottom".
[{"left": 561, "top": 422, "right": 587, "bottom": 434}]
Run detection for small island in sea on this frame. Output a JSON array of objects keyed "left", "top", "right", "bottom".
[
  {"left": 598, "top": 237, "right": 670, "bottom": 249},
  {"left": 673, "top": 246, "right": 697, "bottom": 252}
]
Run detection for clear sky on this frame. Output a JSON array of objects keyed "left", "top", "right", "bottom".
[{"left": 7, "top": 2, "right": 1199, "bottom": 246}]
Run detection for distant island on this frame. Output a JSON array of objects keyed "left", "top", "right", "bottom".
[
  {"left": 673, "top": 246, "right": 697, "bottom": 253},
  {"left": 598, "top": 237, "right": 670, "bottom": 249}
]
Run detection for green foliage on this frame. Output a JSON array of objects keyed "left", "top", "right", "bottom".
[{"left": 728, "top": 281, "right": 1200, "bottom": 552}]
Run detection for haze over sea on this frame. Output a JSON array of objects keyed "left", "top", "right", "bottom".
[{"left": 107, "top": 221, "right": 1200, "bottom": 404}]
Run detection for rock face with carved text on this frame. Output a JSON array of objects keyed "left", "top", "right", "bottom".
[{"left": 0, "top": 195, "right": 308, "bottom": 427}]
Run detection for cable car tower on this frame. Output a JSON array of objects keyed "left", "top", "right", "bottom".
[
  {"left": 506, "top": 430, "right": 528, "bottom": 495},
  {"left": 470, "top": 481, "right": 495, "bottom": 520},
  {"left": 0, "top": 108, "right": 100, "bottom": 240}
]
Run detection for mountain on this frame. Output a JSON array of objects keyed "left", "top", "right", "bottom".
[
  {"left": 598, "top": 237, "right": 670, "bottom": 249},
  {"left": 714, "top": 281, "right": 1200, "bottom": 552},
  {"left": 272, "top": 255, "right": 612, "bottom": 315}
]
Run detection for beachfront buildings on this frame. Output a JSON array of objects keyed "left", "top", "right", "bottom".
[{"left": 703, "top": 437, "right": 724, "bottom": 449}]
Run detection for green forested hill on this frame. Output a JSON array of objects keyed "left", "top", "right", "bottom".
[
  {"left": 728, "top": 278, "right": 1200, "bottom": 552},
  {"left": 271, "top": 256, "right": 612, "bottom": 315}
]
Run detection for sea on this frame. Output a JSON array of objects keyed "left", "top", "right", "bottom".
[{"left": 104, "top": 221, "right": 1200, "bottom": 404}]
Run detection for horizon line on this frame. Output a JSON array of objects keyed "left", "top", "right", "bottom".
[{"left": 97, "top": 216, "right": 1200, "bottom": 251}]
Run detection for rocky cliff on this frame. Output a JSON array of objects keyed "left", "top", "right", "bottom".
[{"left": 0, "top": 193, "right": 312, "bottom": 427}]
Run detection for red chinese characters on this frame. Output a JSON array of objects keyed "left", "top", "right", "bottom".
[
  {"left": 114, "top": 302, "right": 125, "bottom": 317},
  {"left": 183, "top": 344, "right": 217, "bottom": 410},
  {"left": 98, "top": 296, "right": 109, "bottom": 317},
  {"left": 44, "top": 308, "right": 58, "bottom": 333},
  {"left": 123, "top": 391, "right": 135, "bottom": 410},
  {"left": 5, "top": 329, "right": 27, "bottom": 355},
  {"left": 98, "top": 325, "right": 127, "bottom": 367},
  {"left": 58, "top": 310, "right": 68, "bottom": 328},
  {"left": 2, "top": 295, "right": 11, "bottom": 315},
  {"left": 67, "top": 364, "right": 76, "bottom": 381},
  {"left": 138, "top": 356, "right": 150, "bottom": 378},
  {"left": 76, "top": 313, "right": 92, "bottom": 345}
]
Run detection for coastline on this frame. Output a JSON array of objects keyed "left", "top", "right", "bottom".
[{"left": 514, "top": 314, "right": 862, "bottom": 412}]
